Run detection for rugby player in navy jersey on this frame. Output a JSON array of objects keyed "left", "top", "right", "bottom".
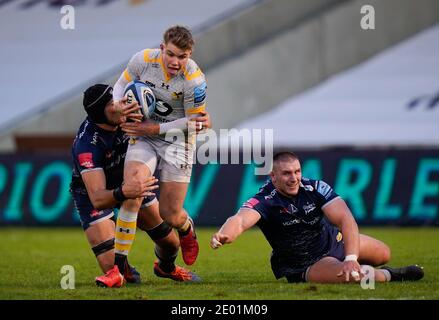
[
  {"left": 211, "top": 152, "right": 424, "bottom": 284},
  {"left": 71, "top": 84, "right": 202, "bottom": 287}
]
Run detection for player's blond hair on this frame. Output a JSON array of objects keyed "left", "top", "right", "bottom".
[{"left": 163, "top": 25, "right": 194, "bottom": 51}]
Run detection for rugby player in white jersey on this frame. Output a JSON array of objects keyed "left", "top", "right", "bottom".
[{"left": 97, "top": 26, "right": 209, "bottom": 286}]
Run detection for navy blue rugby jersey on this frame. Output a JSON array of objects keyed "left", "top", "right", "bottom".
[
  {"left": 242, "top": 178, "right": 341, "bottom": 269},
  {"left": 70, "top": 117, "right": 128, "bottom": 192}
]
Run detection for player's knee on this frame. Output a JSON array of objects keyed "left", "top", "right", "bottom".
[
  {"left": 163, "top": 213, "right": 186, "bottom": 228},
  {"left": 123, "top": 197, "right": 143, "bottom": 212},
  {"left": 371, "top": 243, "right": 391, "bottom": 265},
  {"left": 124, "top": 161, "right": 150, "bottom": 182},
  {"left": 380, "top": 245, "right": 391, "bottom": 264},
  {"left": 160, "top": 206, "right": 185, "bottom": 227},
  {"left": 125, "top": 172, "right": 141, "bottom": 185}
]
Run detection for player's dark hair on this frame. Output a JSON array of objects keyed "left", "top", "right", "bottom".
[
  {"left": 163, "top": 25, "right": 194, "bottom": 51},
  {"left": 273, "top": 151, "right": 300, "bottom": 164}
]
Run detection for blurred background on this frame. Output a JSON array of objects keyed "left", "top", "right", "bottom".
[{"left": 0, "top": 0, "right": 438, "bottom": 227}]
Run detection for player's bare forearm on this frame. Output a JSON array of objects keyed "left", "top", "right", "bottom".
[
  {"left": 86, "top": 176, "right": 158, "bottom": 210},
  {"left": 120, "top": 120, "right": 160, "bottom": 136},
  {"left": 211, "top": 216, "right": 243, "bottom": 249},
  {"left": 88, "top": 189, "right": 119, "bottom": 210},
  {"left": 219, "top": 216, "right": 244, "bottom": 243},
  {"left": 337, "top": 215, "right": 362, "bottom": 281},
  {"left": 211, "top": 209, "right": 260, "bottom": 249},
  {"left": 340, "top": 214, "right": 360, "bottom": 257}
]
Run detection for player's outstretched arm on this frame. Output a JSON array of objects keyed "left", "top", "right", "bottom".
[{"left": 210, "top": 208, "right": 260, "bottom": 249}]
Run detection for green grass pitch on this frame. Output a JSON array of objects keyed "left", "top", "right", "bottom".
[{"left": 0, "top": 227, "right": 438, "bottom": 300}]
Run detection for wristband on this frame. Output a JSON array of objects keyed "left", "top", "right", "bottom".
[
  {"left": 113, "top": 185, "right": 127, "bottom": 202},
  {"left": 344, "top": 254, "right": 358, "bottom": 262}
]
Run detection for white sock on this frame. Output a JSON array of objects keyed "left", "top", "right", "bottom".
[{"left": 381, "top": 269, "right": 391, "bottom": 282}]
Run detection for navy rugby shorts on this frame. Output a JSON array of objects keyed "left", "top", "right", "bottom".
[
  {"left": 71, "top": 188, "right": 156, "bottom": 230},
  {"left": 273, "top": 227, "right": 346, "bottom": 283}
]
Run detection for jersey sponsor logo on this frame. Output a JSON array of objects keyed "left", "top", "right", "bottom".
[
  {"left": 91, "top": 131, "right": 98, "bottom": 146},
  {"left": 303, "top": 202, "right": 316, "bottom": 215},
  {"left": 243, "top": 198, "right": 259, "bottom": 209},
  {"left": 290, "top": 204, "right": 299, "bottom": 214},
  {"left": 172, "top": 91, "right": 183, "bottom": 100},
  {"left": 144, "top": 80, "right": 156, "bottom": 88},
  {"left": 154, "top": 99, "right": 173, "bottom": 117},
  {"left": 304, "top": 216, "right": 320, "bottom": 225},
  {"left": 280, "top": 204, "right": 298, "bottom": 215},
  {"left": 78, "top": 152, "right": 94, "bottom": 169},
  {"left": 194, "top": 82, "right": 207, "bottom": 104},
  {"left": 259, "top": 180, "right": 270, "bottom": 192},
  {"left": 161, "top": 82, "right": 170, "bottom": 90},
  {"left": 282, "top": 219, "right": 301, "bottom": 226},
  {"left": 119, "top": 227, "right": 131, "bottom": 234},
  {"left": 336, "top": 232, "right": 343, "bottom": 242},
  {"left": 194, "top": 101, "right": 205, "bottom": 108},
  {"left": 317, "top": 181, "right": 333, "bottom": 199},
  {"left": 78, "top": 121, "right": 89, "bottom": 139},
  {"left": 90, "top": 210, "right": 102, "bottom": 218},
  {"left": 303, "top": 184, "right": 313, "bottom": 192},
  {"left": 264, "top": 189, "right": 276, "bottom": 200}
]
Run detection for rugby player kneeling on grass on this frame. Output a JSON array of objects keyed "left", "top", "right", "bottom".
[
  {"left": 70, "top": 84, "right": 201, "bottom": 288},
  {"left": 211, "top": 152, "right": 424, "bottom": 284}
]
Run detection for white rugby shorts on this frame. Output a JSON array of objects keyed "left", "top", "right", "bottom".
[{"left": 125, "top": 136, "right": 193, "bottom": 183}]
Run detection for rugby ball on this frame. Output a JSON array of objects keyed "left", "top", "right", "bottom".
[{"left": 123, "top": 80, "right": 156, "bottom": 119}]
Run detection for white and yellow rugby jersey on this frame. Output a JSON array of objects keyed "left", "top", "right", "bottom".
[{"left": 114, "top": 48, "right": 206, "bottom": 125}]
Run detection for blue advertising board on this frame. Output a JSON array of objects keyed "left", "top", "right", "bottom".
[{"left": 1, "top": 148, "right": 438, "bottom": 226}]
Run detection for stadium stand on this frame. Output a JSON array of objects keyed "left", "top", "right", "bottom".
[
  {"left": 236, "top": 23, "right": 439, "bottom": 147},
  {"left": 0, "top": 0, "right": 261, "bottom": 150},
  {"left": 2, "top": 0, "right": 439, "bottom": 151}
]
